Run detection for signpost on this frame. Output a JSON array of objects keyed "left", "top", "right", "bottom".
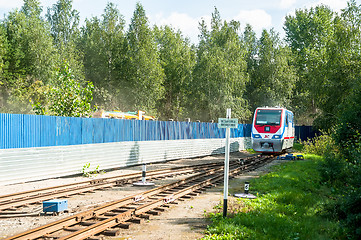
[
  {"left": 218, "top": 109, "right": 238, "bottom": 217},
  {"left": 218, "top": 118, "right": 238, "bottom": 128}
]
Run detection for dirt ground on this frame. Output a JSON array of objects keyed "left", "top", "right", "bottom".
[{"left": 0, "top": 151, "right": 285, "bottom": 239}]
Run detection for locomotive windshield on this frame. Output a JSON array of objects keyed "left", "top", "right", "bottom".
[{"left": 255, "top": 109, "right": 282, "bottom": 126}]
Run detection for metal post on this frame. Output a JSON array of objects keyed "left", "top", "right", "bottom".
[
  {"left": 133, "top": 163, "right": 154, "bottom": 186},
  {"left": 142, "top": 163, "right": 146, "bottom": 183},
  {"left": 138, "top": 110, "right": 144, "bottom": 120},
  {"left": 223, "top": 108, "right": 231, "bottom": 217},
  {"left": 244, "top": 181, "right": 249, "bottom": 194}
]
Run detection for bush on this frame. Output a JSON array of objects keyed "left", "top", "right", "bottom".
[
  {"left": 318, "top": 152, "right": 347, "bottom": 186},
  {"left": 302, "top": 133, "right": 334, "bottom": 156},
  {"left": 316, "top": 122, "right": 361, "bottom": 239}
]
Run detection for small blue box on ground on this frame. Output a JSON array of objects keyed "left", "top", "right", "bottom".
[{"left": 43, "top": 199, "right": 68, "bottom": 213}]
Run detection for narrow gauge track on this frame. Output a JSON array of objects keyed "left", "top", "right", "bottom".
[
  {"left": 0, "top": 161, "right": 231, "bottom": 213},
  {"left": 4, "top": 155, "right": 274, "bottom": 240}
]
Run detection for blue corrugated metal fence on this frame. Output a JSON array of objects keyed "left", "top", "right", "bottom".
[
  {"left": 295, "top": 126, "right": 321, "bottom": 141},
  {"left": 0, "top": 113, "right": 252, "bottom": 149}
]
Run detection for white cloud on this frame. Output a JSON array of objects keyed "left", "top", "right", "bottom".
[
  {"left": 150, "top": 12, "right": 211, "bottom": 43},
  {"left": 233, "top": 9, "right": 272, "bottom": 32},
  {"left": 0, "top": 0, "right": 23, "bottom": 9},
  {"left": 308, "top": 0, "right": 348, "bottom": 12},
  {"left": 280, "top": 0, "right": 297, "bottom": 9},
  {"left": 151, "top": 9, "right": 273, "bottom": 43}
]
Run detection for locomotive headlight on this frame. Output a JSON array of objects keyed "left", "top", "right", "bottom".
[
  {"left": 253, "top": 134, "right": 261, "bottom": 138},
  {"left": 272, "top": 135, "right": 281, "bottom": 139}
]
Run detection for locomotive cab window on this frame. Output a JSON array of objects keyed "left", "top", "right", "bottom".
[{"left": 255, "top": 110, "right": 282, "bottom": 126}]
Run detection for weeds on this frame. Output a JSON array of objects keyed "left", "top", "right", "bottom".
[
  {"left": 246, "top": 148, "right": 257, "bottom": 154},
  {"left": 82, "top": 163, "right": 104, "bottom": 177},
  {"left": 302, "top": 133, "right": 334, "bottom": 156}
]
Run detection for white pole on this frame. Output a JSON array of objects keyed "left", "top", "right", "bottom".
[{"left": 223, "top": 108, "right": 231, "bottom": 217}]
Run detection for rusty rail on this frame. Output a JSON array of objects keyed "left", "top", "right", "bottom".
[{"left": 5, "top": 155, "right": 273, "bottom": 240}]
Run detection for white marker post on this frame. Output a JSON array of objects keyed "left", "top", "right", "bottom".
[{"left": 218, "top": 109, "right": 238, "bottom": 217}]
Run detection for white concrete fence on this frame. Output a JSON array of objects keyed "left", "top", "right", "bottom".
[{"left": 0, "top": 137, "right": 251, "bottom": 186}]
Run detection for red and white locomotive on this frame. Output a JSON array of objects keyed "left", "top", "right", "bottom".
[{"left": 251, "top": 107, "right": 295, "bottom": 153}]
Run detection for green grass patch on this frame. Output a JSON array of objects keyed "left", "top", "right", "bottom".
[
  {"left": 246, "top": 148, "right": 257, "bottom": 154},
  {"left": 202, "top": 155, "right": 341, "bottom": 240},
  {"left": 293, "top": 142, "right": 304, "bottom": 152}
]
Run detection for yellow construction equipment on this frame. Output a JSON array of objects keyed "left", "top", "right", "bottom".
[{"left": 93, "top": 110, "right": 155, "bottom": 120}]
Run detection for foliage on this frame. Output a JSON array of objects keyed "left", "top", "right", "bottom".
[
  {"left": 245, "top": 28, "right": 297, "bottom": 111},
  {"left": 153, "top": 25, "right": 196, "bottom": 120},
  {"left": 322, "top": 78, "right": 361, "bottom": 239},
  {"left": 284, "top": 5, "right": 335, "bottom": 126},
  {"left": 79, "top": 2, "right": 125, "bottom": 109},
  {"left": 2, "top": 0, "right": 57, "bottom": 83},
  {"left": 46, "top": 0, "right": 84, "bottom": 80},
  {"left": 302, "top": 133, "right": 334, "bottom": 156},
  {"left": 32, "top": 61, "right": 94, "bottom": 117},
  {"left": 202, "top": 157, "right": 342, "bottom": 239},
  {"left": 121, "top": 3, "right": 164, "bottom": 114},
  {"left": 191, "top": 8, "right": 250, "bottom": 122},
  {"left": 82, "top": 163, "right": 103, "bottom": 177},
  {"left": 292, "top": 142, "right": 304, "bottom": 152},
  {"left": 302, "top": 13, "right": 361, "bottom": 233},
  {"left": 245, "top": 148, "right": 257, "bottom": 154},
  {"left": 0, "top": 24, "right": 9, "bottom": 110},
  {"left": 0, "top": 0, "right": 358, "bottom": 125}
]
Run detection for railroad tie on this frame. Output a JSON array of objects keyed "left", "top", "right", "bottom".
[
  {"left": 63, "top": 226, "right": 84, "bottom": 232},
  {"left": 154, "top": 207, "right": 166, "bottom": 212},
  {"left": 87, "top": 237, "right": 104, "bottom": 240},
  {"left": 146, "top": 210, "right": 160, "bottom": 215},
  {"left": 136, "top": 213, "right": 151, "bottom": 219},
  {"left": 103, "top": 228, "right": 122, "bottom": 235},
  {"left": 128, "top": 217, "right": 143, "bottom": 224}
]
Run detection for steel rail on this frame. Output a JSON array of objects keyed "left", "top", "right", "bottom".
[
  {"left": 0, "top": 161, "right": 231, "bottom": 212},
  {"left": 4, "top": 166, "right": 225, "bottom": 240},
  {"left": 56, "top": 156, "right": 272, "bottom": 240},
  {"left": 4, "top": 155, "right": 272, "bottom": 240},
  {"left": 0, "top": 161, "right": 223, "bottom": 202}
]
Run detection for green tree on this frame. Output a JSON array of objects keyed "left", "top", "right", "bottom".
[
  {"left": 47, "top": 0, "right": 83, "bottom": 80},
  {"left": 153, "top": 25, "right": 195, "bottom": 120},
  {"left": 191, "top": 8, "right": 249, "bottom": 122},
  {"left": 0, "top": 24, "right": 9, "bottom": 110},
  {"left": 3, "top": 0, "right": 57, "bottom": 82},
  {"left": 284, "top": 5, "right": 335, "bottom": 125},
  {"left": 121, "top": 3, "right": 164, "bottom": 114},
  {"left": 1, "top": 0, "right": 57, "bottom": 113},
  {"left": 80, "top": 2, "right": 125, "bottom": 109},
  {"left": 243, "top": 24, "right": 257, "bottom": 77},
  {"left": 246, "top": 29, "right": 297, "bottom": 111},
  {"left": 46, "top": 0, "right": 79, "bottom": 49},
  {"left": 33, "top": 61, "right": 94, "bottom": 117},
  {"left": 318, "top": 0, "right": 361, "bottom": 129}
]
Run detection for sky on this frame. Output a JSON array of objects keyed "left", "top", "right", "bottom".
[{"left": 0, "top": 0, "right": 352, "bottom": 43}]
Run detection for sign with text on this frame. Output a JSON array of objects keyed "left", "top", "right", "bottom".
[{"left": 218, "top": 118, "right": 238, "bottom": 128}]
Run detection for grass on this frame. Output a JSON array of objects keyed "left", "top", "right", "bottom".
[
  {"left": 202, "top": 155, "right": 341, "bottom": 240},
  {"left": 292, "top": 142, "right": 304, "bottom": 152},
  {"left": 246, "top": 148, "right": 257, "bottom": 154}
]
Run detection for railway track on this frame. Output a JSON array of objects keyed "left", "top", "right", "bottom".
[
  {"left": 0, "top": 161, "right": 228, "bottom": 213},
  {"left": 4, "top": 154, "right": 274, "bottom": 240}
]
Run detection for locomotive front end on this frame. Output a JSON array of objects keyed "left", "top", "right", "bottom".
[{"left": 251, "top": 108, "right": 284, "bottom": 153}]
